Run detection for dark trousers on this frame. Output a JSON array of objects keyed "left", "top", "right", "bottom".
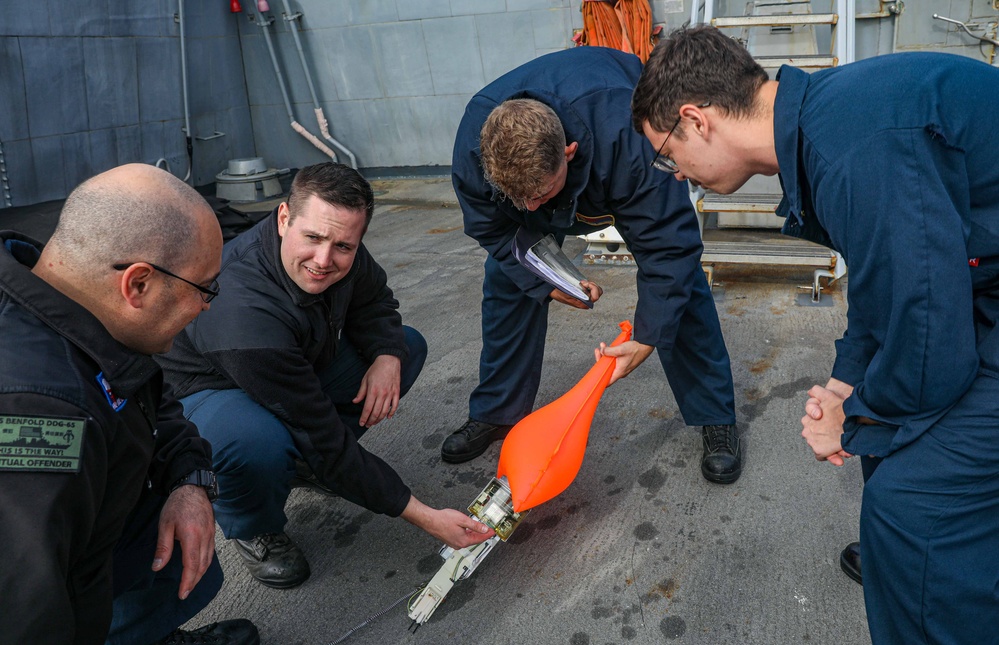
[
  {"left": 106, "top": 490, "right": 224, "bottom": 645},
  {"left": 470, "top": 251, "right": 736, "bottom": 427},
  {"left": 860, "top": 374, "right": 999, "bottom": 644},
  {"left": 180, "top": 327, "right": 427, "bottom": 540}
]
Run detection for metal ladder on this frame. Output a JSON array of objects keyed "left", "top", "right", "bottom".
[
  {"left": 696, "top": 0, "right": 852, "bottom": 303},
  {"left": 581, "top": 0, "right": 854, "bottom": 303},
  {"left": 692, "top": 0, "right": 855, "bottom": 63}
]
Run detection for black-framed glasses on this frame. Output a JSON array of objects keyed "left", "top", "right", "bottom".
[
  {"left": 651, "top": 102, "right": 711, "bottom": 174},
  {"left": 113, "top": 262, "right": 220, "bottom": 303}
]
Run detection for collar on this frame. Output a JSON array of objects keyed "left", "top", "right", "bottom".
[
  {"left": 773, "top": 65, "right": 809, "bottom": 227},
  {"left": 0, "top": 231, "right": 160, "bottom": 397},
  {"left": 257, "top": 209, "right": 358, "bottom": 307}
]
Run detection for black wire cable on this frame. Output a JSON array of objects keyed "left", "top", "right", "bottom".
[{"left": 326, "top": 587, "right": 421, "bottom": 645}]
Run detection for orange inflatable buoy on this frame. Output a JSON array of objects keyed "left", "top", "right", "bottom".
[{"left": 497, "top": 321, "right": 633, "bottom": 512}]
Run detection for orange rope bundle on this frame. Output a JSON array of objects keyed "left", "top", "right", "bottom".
[
  {"left": 579, "top": 0, "right": 624, "bottom": 52},
  {"left": 575, "top": 0, "right": 658, "bottom": 63}
]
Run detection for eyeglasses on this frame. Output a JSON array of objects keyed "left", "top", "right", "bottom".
[
  {"left": 651, "top": 102, "right": 711, "bottom": 174},
  {"left": 113, "top": 262, "right": 220, "bottom": 303}
]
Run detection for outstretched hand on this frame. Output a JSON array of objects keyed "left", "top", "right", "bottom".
[{"left": 401, "top": 495, "right": 495, "bottom": 549}]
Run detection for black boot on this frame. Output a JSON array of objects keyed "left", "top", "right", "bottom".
[
  {"left": 701, "top": 424, "right": 742, "bottom": 484},
  {"left": 154, "top": 619, "right": 260, "bottom": 644},
  {"left": 840, "top": 541, "right": 862, "bottom": 585},
  {"left": 232, "top": 532, "right": 311, "bottom": 589},
  {"left": 441, "top": 418, "right": 512, "bottom": 463}
]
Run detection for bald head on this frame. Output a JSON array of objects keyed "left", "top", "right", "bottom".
[
  {"left": 36, "top": 164, "right": 223, "bottom": 354},
  {"left": 48, "top": 164, "right": 214, "bottom": 276}
]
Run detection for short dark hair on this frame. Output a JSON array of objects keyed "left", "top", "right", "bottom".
[
  {"left": 287, "top": 162, "right": 374, "bottom": 226},
  {"left": 632, "top": 26, "right": 769, "bottom": 135}
]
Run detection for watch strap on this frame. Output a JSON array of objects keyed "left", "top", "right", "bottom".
[{"left": 171, "top": 469, "right": 219, "bottom": 502}]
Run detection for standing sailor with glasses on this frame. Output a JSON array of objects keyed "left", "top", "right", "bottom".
[
  {"left": 446, "top": 46, "right": 744, "bottom": 487},
  {"left": 633, "top": 26, "right": 999, "bottom": 644}
]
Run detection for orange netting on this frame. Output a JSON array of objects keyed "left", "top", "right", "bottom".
[{"left": 575, "top": 0, "right": 658, "bottom": 63}]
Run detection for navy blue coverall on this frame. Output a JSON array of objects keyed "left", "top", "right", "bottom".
[
  {"left": 452, "top": 47, "right": 736, "bottom": 428},
  {"left": 774, "top": 55, "right": 999, "bottom": 643}
]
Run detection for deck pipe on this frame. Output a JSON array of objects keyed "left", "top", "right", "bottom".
[
  {"left": 279, "top": 0, "right": 357, "bottom": 168},
  {"left": 252, "top": 0, "right": 338, "bottom": 162},
  {"left": 178, "top": 0, "right": 193, "bottom": 183}
]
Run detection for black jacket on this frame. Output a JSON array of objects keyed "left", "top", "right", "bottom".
[
  {"left": 159, "top": 212, "right": 412, "bottom": 517},
  {"left": 0, "top": 231, "right": 213, "bottom": 645}
]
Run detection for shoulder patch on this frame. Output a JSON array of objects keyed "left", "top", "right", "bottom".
[
  {"left": 0, "top": 414, "right": 86, "bottom": 473},
  {"left": 96, "top": 372, "right": 128, "bottom": 412}
]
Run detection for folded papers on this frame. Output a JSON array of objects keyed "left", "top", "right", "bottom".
[{"left": 511, "top": 228, "right": 593, "bottom": 308}]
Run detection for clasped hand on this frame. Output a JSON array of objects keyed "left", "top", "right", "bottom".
[{"left": 800, "top": 384, "right": 852, "bottom": 466}]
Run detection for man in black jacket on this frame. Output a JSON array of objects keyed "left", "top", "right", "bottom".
[
  {"left": 0, "top": 164, "right": 257, "bottom": 644},
  {"left": 159, "top": 163, "right": 493, "bottom": 589}
]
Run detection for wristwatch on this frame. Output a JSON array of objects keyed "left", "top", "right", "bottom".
[{"left": 170, "top": 469, "right": 219, "bottom": 502}]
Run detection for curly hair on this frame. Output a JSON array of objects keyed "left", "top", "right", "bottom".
[
  {"left": 632, "top": 26, "right": 768, "bottom": 136},
  {"left": 479, "top": 99, "right": 566, "bottom": 210}
]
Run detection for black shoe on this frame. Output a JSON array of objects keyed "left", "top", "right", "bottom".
[
  {"left": 291, "top": 459, "right": 337, "bottom": 497},
  {"left": 701, "top": 424, "right": 742, "bottom": 484},
  {"left": 154, "top": 619, "right": 260, "bottom": 644},
  {"left": 232, "top": 532, "right": 311, "bottom": 589},
  {"left": 441, "top": 418, "right": 513, "bottom": 463},
  {"left": 840, "top": 541, "right": 862, "bottom": 585}
]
